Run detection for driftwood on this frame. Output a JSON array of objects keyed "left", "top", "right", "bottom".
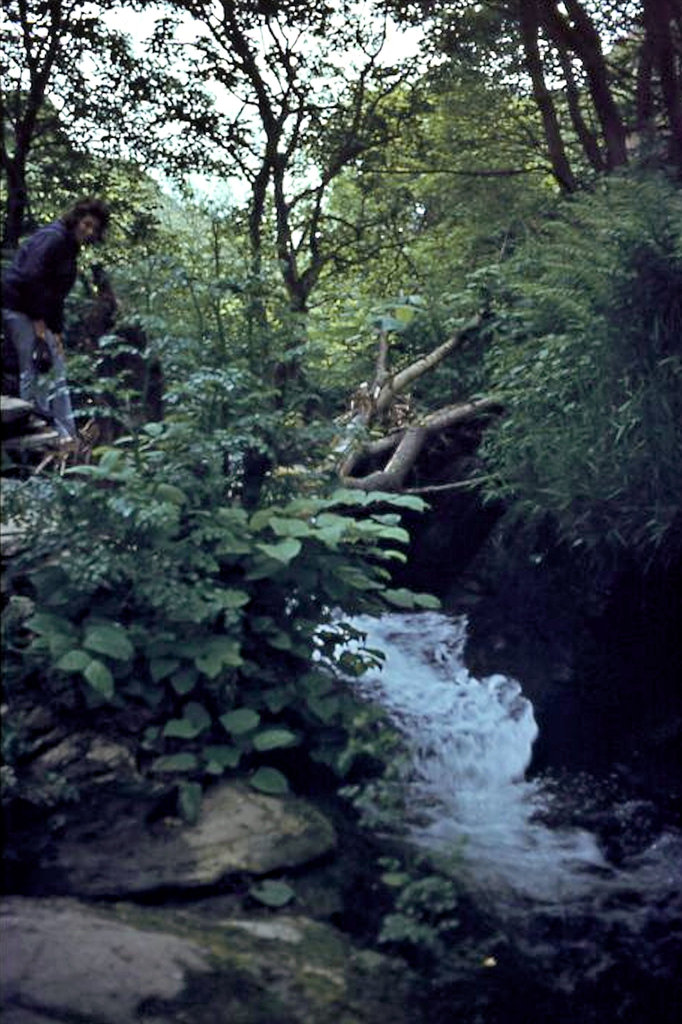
[{"left": 336, "top": 318, "right": 502, "bottom": 491}]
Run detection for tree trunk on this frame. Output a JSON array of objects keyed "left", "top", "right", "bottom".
[
  {"left": 518, "top": 0, "right": 577, "bottom": 191},
  {"left": 561, "top": 0, "right": 628, "bottom": 169},
  {"left": 1, "top": 158, "right": 28, "bottom": 248},
  {"left": 650, "top": 0, "right": 682, "bottom": 172},
  {"left": 540, "top": 6, "right": 606, "bottom": 172}
]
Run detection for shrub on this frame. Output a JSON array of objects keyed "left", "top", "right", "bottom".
[
  {"left": 480, "top": 171, "right": 682, "bottom": 564},
  {"left": 1, "top": 421, "right": 438, "bottom": 813}
]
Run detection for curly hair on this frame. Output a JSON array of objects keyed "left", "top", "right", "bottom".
[{"left": 61, "top": 198, "right": 110, "bottom": 240}]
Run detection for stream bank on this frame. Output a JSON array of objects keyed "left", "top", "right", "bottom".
[{"left": 3, "top": 486, "right": 681, "bottom": 1024}]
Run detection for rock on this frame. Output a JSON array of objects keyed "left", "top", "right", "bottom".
[
  {"left": 1, "top": 897, "right": 211, "bottom": 1024},
  {"left": 43, "top": 781, "right": 337, "bottom": 896},
  {"left": 28, "top": 732, "right": 139, "bottom": 789},
  {"left": 0, "top": 518, "right": 29, "bottom": 558},
  {"left": 1, "top": 897, "right": 415, "bottom": 1024}
]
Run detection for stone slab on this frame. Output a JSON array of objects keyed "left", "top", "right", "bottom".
[{"left": 1, "top": 897, "right": 211, "bottom": 1024}]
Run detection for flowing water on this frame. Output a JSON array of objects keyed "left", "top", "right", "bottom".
[{"left": 345, "top": 611, "right": 682, "bottom": 1021}]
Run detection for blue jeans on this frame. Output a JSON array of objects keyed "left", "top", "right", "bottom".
[{"left": 2, "top": 309, "right": 76, "bottom": 438}]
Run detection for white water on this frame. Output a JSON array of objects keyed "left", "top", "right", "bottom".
[{"left": 345, "top": 611, "right": 682, "bottom": 980}]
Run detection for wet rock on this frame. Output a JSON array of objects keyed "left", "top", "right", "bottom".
[
  {"left": 43, "top": 781, "right": 337, "bottom": 896},
  {"left": 1, "top": 897, "right": 415, "bottom": 1024}
]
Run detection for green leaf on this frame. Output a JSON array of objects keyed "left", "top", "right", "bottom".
[
  {"left": 195, "top": 637, "right": 243, "bottom": 678},
  {"left": 170, "top": 667, "right": 198, "bottom": 695},
  {"left": 156, "top": 484, "right": 187, "bottom": 505},
  {"left": 383, "top": 588, "right": 440, "bottom": 609},
  {"left": 249, "top": 880, "right": 295, "bottom": 908},
  {"left": 256, "top": 539, "right": 302, "bottom": 564},
  {"left": 381, "top": 872, "right": 411, "bottom": 888},
  {"left": 383, "top": 588, "right": 418, "bottom": 609},
  {"left": 268, "top": 517, "right": 311, "bottom": 538},
  {"left": 266, "top": 631, "right": 292, "bottom": 651},
  {"left": 150, "top": 657, "right": 181, "bottom": 682},
  {"left": 151, "top": 753, "right": 198, "bottom": 773},
  {"left": 48, "top": 632, "right": 75, "bottom": 659},
  {"left": 83, "top": 658, "right": 115, "bottom": 698},
  {"left": 163, "top": 717, "right": 203, "bottom": 739},
  {"left": 253, "top": 728, "right": 298, "bottom": 752},
  {"left": 202, "top": 745, "right": 241, "bottom": 768},
  {"left": 56, "top": 649, "right": 92, "bottom": 672},
  {"left": 178, "top": 781, "right": 203, "bottom": 824},
  {"left": 374, "top": 525, "right": 409, "bottom": 544},
  {"left": 306, "top": 694, "right": 341, "bottom": 723},
  {"left": 27, "top": 612, "right": 77, "bottom": 638},
  {"left": 263, "top": 687, "right": 294, "bottom": 713},
  {"left": 250, "top": 767, "right": 290, "bottom": 795},
  {"left": 219, "top": 589, "right": 251, "bottom": 609},
  {"left": 163, "top": 701, "right": 211, "bottom": 739},
  {"left": 184, "top": 701, "right": 212, "bottom": 730},
  {"left": 83, "top": 623, "right": 134, "bottom": 661},
  {"left": 220, "top": 708, "right": 260, "bottom": 735},
  {"left": 373, "top": 314, "right": 405, "bottom": 332}
]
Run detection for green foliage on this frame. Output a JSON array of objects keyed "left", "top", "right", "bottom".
[
  {"left": 1, "top": 421, "right": 433, "bottom": 801},
  {"left": 480, "top": 172, "right": 682, "bottom": 563},
  {"left": 377, "top": 855, "right": 461, "bottom": 961},
  {"left": 248, "top": 879, "right": 296, "bottom": 908}
]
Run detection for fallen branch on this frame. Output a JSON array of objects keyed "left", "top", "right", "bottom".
[
  {"left": 374, "top": 320, "right": 479, "bottom": 417},
  {"left": 339, "top": 395, "right": 502, "bottom": 491}
]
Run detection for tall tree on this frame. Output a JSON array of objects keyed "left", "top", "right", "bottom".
[
  {"left": 0, "top": 0, "right": 219, "bottom": 247},
  {"left": 385, "top": 0, "right": 648, "bottom": 189},
  {"left": 1, "top": 1, "right": 118, "bottom": 245},
  {"left": 636, "top": 0, "right": 682, "bottom": 172},
  {"left": 154, "top": 1, "right": 418, "bottom": 322}
]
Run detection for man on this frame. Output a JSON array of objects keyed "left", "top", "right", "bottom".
[{"left": 2, "top": 198, "right": 110, "bottom": 441}]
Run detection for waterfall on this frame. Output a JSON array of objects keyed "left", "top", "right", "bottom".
[{"left": 344, "top": 611, "right": 682, "bottom": 1001}]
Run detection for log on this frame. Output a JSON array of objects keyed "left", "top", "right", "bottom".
[{"left": 339, "top": 396, "right": 502, "bottom": 491}]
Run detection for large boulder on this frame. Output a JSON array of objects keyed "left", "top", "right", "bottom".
[
  {"left": 38, "top": 781, "right": 337, "bottom": 897},
  {"left": 1, "top": 897, "right": 415, "bottom": 1024}
]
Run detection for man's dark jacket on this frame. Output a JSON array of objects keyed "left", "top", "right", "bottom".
[{"left": 2, "top": 221, "right": 79, "bottom": 332}]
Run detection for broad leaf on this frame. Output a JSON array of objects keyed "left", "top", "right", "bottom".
[
  {"left": 27, "top": 612, "right": 76, "bottom": 638},
  {"left": 150, "top": 657, "right": 181, "bottom": 682},
  {"left": 170, "top": 667, "right": 198, "bottom": 695},
  {"left": 83, "top": 623, "right": 134, "bottom": 661},
  {"left": 268, "top": 517, "right": 311, "bottom": 538},
  {"left": 184, "top": 701, "right": 212, "bottom": 730},
  {"left": 178, "top": 781, "right": 203, "bottom": 824},
  {"left": 220, "top": 708, "right": 260, "bottom": 735},
  {"left": 83, "top": 658, "right": 114, "bottom": 698},
  {"left": 202, "top": 745, "right": 241, "bottom": 768},
  {"left": 56, "top": 649, "right": 92, "bottom": 672},
  {"left": 163, "top": 717, "right": 203, "bottom": 739},
  {"left": 250, "top": 767, "right": 289, "bottom": 795},
  {"left": 195, "top": 637, "right": 243, "bottom": 678},
  {"left": 151, "top": 753, "right": 198, "bottom": 773},
  {"left": 249, "top": 880, "right": 295, "bottom": 908},
  {"left": 256, "top": 539, "right": 302, "bottom": 564},
  {"left": 253, "top": 728, "right": 298, "bottom": 752}
]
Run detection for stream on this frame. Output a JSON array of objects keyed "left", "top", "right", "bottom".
[{"left": 346, "top": 611, "right": 682, "bottom": 1022}]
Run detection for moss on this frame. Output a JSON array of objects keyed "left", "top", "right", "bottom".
[{"left": 108, "top": 903, "right": 414, "bottom": 1024}]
